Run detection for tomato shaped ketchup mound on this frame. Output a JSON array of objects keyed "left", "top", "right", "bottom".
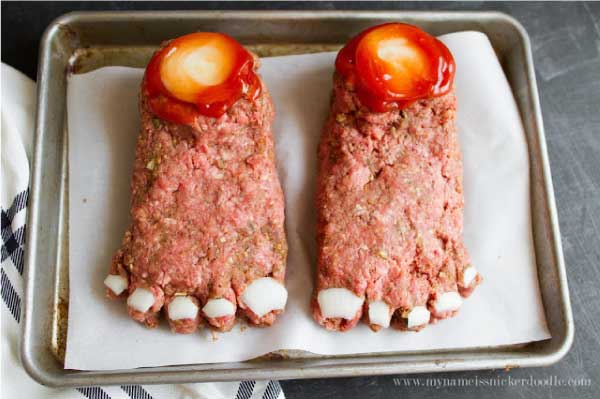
[
  {"left": 104, "top": 32, "right": 288, "bottom": 334},
  {"left": 312, "top": 24, "right": 481, "bottom": 332},
  {"left": 144, "top": 32, "right": 261, "bottom": 123},
  {"left": 335, "top": 23, "right": 455, "bottom": 112}
]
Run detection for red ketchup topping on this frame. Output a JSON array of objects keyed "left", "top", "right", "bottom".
[
  {"left": 144, "top": 32, "right": 261, "bottom": 124},
  {"left": 335, "top": 23, "right": 455, "bottom": 112}
]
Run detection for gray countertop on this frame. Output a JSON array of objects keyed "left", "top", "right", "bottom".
[{"left": 2, "top": 2, "right": 598, "bottom": 398}]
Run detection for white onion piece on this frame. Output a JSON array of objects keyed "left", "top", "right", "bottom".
[
  {"left": 182, "top": 46, "right": 227, "bottom": 86},
  {"left": 168, "top": 296, "right": 199, "bottom": 321},
  {"left": 462, "top": 266, "right": 478, "bottom": 287},
  {"left": 317, "top": 288, "right": 364, "bottom": 320},
  {"left": 127, "top": 288, "right": 155, "bottom": 313},
  {"left": 241, "top": 277, "right": 288, "bottom": 317},
  {"left": 433, "top": 292, "right": 462, "bottom": 313},
  {"left": 202, "top": 298, "right": 236, "bottom": 318},
  {"left": 377, "top": 38, "right": 420, "bottom": 65},
  {"left": 407, "top": 306, "right": 431, "bottom": 328},
  {"left": 368, "top": 300, "right": 391, "bottom": 328},
  {"left": 104, "top": 274, "right": 128, "bottom": 296}
]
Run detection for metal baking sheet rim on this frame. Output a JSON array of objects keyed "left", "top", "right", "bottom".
[{"left": 22, "top": 10, "right": 574, "bottom": 387}]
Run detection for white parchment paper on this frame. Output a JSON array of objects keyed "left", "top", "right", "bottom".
[{"left": 66, "top": 32, "right": 550, "bottom": 370}]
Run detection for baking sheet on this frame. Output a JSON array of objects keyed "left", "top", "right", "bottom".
[{"left": 65, "top": 31, "right": 550, "bottom": 371}]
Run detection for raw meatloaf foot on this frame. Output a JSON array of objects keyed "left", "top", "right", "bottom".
[
  {"left": 312, "top": 74, "right": 481, "bottom": 332},
  {"left": 104, "top": 35, "right": 288, "bottom": 333}
]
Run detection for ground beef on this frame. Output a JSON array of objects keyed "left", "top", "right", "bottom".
[
  {"left": 108, "top": 59, "right": 287, "bottom": 332},
  {"left": 312, "top": 73, "right": 480, "bottom": 332}
]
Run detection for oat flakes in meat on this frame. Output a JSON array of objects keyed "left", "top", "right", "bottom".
[
  {"left": 104, "top": 32, "right": 288, "bottom": 333},
  {"left": 312, "top": 23, "right": 481, "bottom": 332}
]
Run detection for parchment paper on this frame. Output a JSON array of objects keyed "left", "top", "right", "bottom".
[{"left": 66, "top": 32, "right": 551, "bottom": 370}]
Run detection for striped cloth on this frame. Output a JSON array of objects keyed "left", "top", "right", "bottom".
[{"left": 0, "top": 63, "right": 285, "bottom": 399}]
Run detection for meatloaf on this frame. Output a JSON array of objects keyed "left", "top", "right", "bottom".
[
  {"left": 312, "top": 73, "right": 481, "bottom": 332},
  {"left": 104, "top": 44, "right": 288, "bottom": 333}
]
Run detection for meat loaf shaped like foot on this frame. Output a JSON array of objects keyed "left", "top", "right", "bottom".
[
  {"left": 104, "top": 33, "right": 288, "bottom": 333},
  {"left": 312, "top": 23, "right": 481, "bottom": 332}
]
